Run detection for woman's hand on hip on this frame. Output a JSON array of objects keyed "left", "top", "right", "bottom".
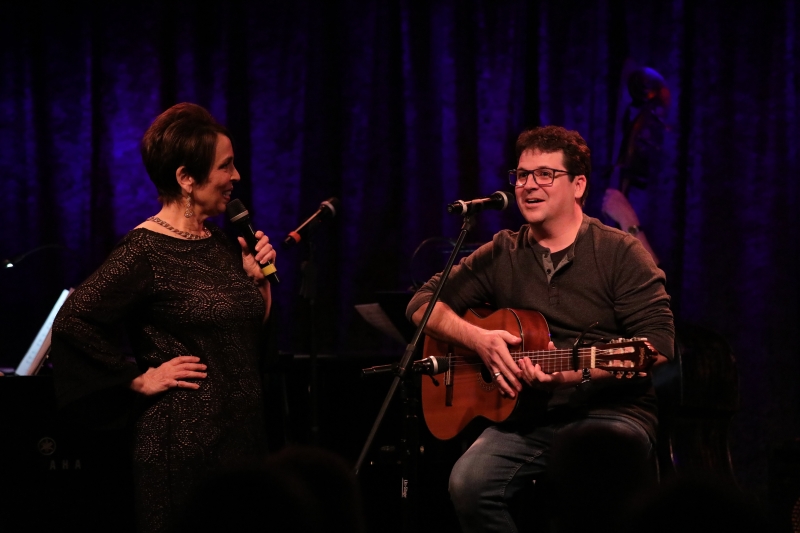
[{"left": 130, "top": 356, "right": 207, "bottom": 396}]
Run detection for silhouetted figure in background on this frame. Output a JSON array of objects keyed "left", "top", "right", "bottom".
[
  {"left": 602, "top": 66, "right": 670, "bottom": 264},
  {"left": 178, "top": 446, "right": 366, "bottom": 533}
]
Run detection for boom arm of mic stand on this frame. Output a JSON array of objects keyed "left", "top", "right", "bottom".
[{"left": 354, "top": 215, "right": 475, "bottom": 475}]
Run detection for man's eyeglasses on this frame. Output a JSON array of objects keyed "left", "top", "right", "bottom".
[{"left": 508, "top": 168, "right": 571, "bottom": 188}]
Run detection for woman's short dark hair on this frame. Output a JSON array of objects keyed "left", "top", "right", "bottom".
[
  {"left": 515, "top": 126, "right": 592, "bottom": 206},
  {"left": 140, "top": 103, "right": 230, "bottom": 203}
]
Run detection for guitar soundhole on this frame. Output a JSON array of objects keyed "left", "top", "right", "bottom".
[{"left": 478, "top": 366, "right": 497, "bottom": 392}]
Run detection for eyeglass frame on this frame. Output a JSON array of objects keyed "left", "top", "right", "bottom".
[{"left": 508, "top": 167, "right": 572, "bottom": 188}]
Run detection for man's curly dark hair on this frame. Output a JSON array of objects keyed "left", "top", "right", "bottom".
[{"left": 515, "top": 126, "right": 591, "bottom": 206}]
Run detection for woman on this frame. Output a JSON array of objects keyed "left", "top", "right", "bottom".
[{"left": 51, "top": 103, "right": 276, "bottom": 533}]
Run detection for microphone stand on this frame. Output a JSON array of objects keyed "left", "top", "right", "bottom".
[
  {"left": 355, "top": 214, "right": 476, "bottom": 533},
  {"left": 2, "top": 244, "right": 65, "bottom": 270},
  {"left": 298, "top": 239, "right": 320, "bottom": 445},
  {"left": 285, "top": 200, "right": 339, "bottom": 447}
]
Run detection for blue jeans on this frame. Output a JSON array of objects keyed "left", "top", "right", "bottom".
[{"left": 449, "top": 414, "right": 656, "bottom": 533}]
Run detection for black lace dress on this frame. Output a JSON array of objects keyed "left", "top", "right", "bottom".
[{"left": 51, "top": 226, "right": 268, "bottom": 533}]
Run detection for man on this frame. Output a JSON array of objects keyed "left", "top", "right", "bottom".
[{"left": 407, "top": 126, "right": 674, "bottom": 532}]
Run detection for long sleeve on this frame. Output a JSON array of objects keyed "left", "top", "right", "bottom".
[
  {"left": 406, "top": 241, "right": 497, "bottom": 322},
  {"left": 51, "top": 235, "right": 153, "bottom": 409},
  {"left": 609, "top": 235, "right": 675, "bottom": 360}
]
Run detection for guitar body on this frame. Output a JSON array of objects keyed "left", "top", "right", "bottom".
[{"left": 421, "top": 308, "right": 551, "bottom": 440}]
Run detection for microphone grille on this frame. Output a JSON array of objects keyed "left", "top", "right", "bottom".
[
  {"left": 226, "top": 199, "right": 250, "bottom": 222},
  {"left": 491, "top": 190, "right": 512, "bottom": 210},
  {"left": 321, "top": 197, "right": 340, "bottom": 217}
]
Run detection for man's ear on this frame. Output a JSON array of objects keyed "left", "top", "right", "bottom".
[
  {"left": 176, "top": 166, "right": 194, "bottom": 194},
  {"left": 573, "top": 174, "right": 587, "bottom": 200}
]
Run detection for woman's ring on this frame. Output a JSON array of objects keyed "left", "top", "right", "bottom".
[{"left": 493, "top": 372, "right": 502, "bottom": 378}]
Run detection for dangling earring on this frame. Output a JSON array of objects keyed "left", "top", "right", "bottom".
[{"left": 184, "top": 195, "right": 194, "bottom": 218}]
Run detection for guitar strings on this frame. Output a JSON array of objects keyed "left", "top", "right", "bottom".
[
  {"left": 440, "top": 348, "right": 631, "bottom": 363},
  {"left": 442, "top": 348, "right": 631, "bottom": 357},
  {"left": 439, "top": 348, "right": 638, "bottom": 372}
]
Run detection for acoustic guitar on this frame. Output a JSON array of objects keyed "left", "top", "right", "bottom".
[{"left": 421, "top": 308, "right": 658, "bottom": 440}]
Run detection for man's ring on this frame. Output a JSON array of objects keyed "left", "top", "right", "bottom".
[{"left": 493, "top": 372, "right": 502, "bottom": 378}]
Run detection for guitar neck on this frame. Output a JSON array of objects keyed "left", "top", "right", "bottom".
[{"left": 510, "top": 348, "right": 596, "bottom": 374}]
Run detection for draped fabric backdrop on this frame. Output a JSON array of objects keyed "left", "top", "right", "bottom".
[{"left": 2, "top": 0, "right": 798, "bottom": 502}]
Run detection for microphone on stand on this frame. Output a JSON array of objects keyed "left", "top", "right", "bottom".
[
  {"left": 447, "top": 191, "right": 512, "bottom": 215},
  {"left": 226, "top": 199, "right": 280, "bottom": 284},
  {"left": 2, "top": 244, "right": 65, "bottom": 270},
  {"left": 361, "top": 355, "right": 450, "bottom": 377},
  {"left": 283, "top": 197, "right": 339, "bottom": 249}
]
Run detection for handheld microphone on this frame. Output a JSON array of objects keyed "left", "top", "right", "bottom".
[
  {"left": 283, "top": 197, "right": 339, "bottom": 249},
  {"left": 447, "top": 190, "right": 512, "bottom": 215},
  {"left": 226, "top": 199, "right": 280, "bottom": 285}
]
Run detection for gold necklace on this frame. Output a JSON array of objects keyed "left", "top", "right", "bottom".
[{"left": 147, "top": 216, "right": 211, "bottom": 240}]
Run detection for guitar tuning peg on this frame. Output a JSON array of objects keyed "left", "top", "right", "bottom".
[{"left": 625, "top": 371, "right": 635, "bottom": 379}]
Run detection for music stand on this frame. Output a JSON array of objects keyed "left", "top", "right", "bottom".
[{"left": 14, "top": 289, "right": 73, "bottom": 376}]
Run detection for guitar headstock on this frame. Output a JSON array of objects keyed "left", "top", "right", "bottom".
[{"left": 593, "top": 337, "right": 658, "bottom": 377}]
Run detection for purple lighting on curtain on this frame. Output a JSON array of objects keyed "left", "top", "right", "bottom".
[{"left": 1, "top": 0, "right": 799, "bottom": 502}]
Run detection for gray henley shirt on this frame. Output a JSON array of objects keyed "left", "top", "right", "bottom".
[{"left": 406, "top": 214, "right": 675, "bottom": 439}]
